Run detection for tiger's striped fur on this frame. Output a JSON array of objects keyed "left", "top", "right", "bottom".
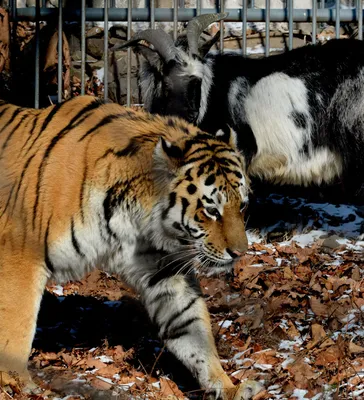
[{"left": 0, "top": 96, "right": 261, "bottom": 399}]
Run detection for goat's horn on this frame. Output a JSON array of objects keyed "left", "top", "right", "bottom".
[
  {"left": 186, "top": 12, "right": 228, "bottom": 57},
  {"left": 111, "top": 28, "right": 178, "bottom": 63}
]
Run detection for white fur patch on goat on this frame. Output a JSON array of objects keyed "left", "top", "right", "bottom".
[
  {"left": 178, "top": 52, "right": 205, "bottom": 78},
  {"left": 231, "top": 72, "right": 343, "bottom": 185},
  {"left": 250, "top": 147, "right": 343, "bottom": 186},
  {"left": 140, "top": 60, "right": 162, "bottom": 110},
  {"left": 197, "top": 58, "right": 214, "bottom": 125},
  {"left": 228, "top": 76, "right": 250, "bottom": 125},
  {"left": 244, "top": 73, "right": 311, "bottom": 156}
]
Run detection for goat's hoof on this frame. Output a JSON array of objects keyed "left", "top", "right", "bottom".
[{"left": 232, "top": 380, "right": 264, "bottom": 400}]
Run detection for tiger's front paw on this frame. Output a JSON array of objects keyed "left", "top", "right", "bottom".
[{"left": 231, "top": 380, "right": 264, "bottom": 400}]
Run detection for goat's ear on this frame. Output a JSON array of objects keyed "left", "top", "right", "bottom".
[
  {"left": 153, "top": 137, "right": 184, "bottom": 182},
  {"left": 134, "top": 45, "right": 163, "bottom": 70},
  {"left": 215, "top": 125, "right": 239, "bottom": 150}
]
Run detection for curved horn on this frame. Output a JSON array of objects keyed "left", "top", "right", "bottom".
[
  {"left": 111, "top": 28, "right": 178, "bottom": 63},
  {"left": 186, "top": 12, "right": 228, "bottom": 57}
]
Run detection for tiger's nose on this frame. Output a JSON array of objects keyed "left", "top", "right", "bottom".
[{"left": 226, "top": 249, "right": 245, "bottom": 259}]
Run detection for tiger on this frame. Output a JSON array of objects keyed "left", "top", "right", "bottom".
[{"left": 0, "top": 95, "right": 263, "bottom": 399}]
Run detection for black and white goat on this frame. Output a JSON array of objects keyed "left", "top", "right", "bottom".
[{"left": 116, "top": 14, "right": 364, "bottom": 198}]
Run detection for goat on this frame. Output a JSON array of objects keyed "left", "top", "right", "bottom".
[{"left": 115, "top": 14, "right": 364, "bottom": 199}]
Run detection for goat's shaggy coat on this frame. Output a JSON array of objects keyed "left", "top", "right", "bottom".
[{"left": 122, "top": 19, "right": 364, "bottom": 199}]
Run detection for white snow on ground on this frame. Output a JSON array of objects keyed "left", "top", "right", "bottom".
[
  {"left": 246, "top": 44, "right": 284, "bottom": 55},
  {"left": 51, "top": 285, "right": 64, "bottom": 296},
  {"left": 95, "top": 355, "right": 114, "bottom": 363},
  {"left": 249, "top": 194, "right": 364, "bottom": 249}
]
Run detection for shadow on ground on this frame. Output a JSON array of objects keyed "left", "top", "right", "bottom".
[{"left": 32, "top": 292, "right": 200, "bottom": 398}]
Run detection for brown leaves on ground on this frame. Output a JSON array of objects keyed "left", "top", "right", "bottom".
[{"left": 9, "top": 237, "right": 364, "bottom": 399}]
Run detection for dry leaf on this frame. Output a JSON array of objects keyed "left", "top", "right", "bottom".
[
  {"left": 85, "top": 357, "right": 107, "bottom": 370},
  {"left": 349, "top": 341, "right": 364, "bottom": 354},
  {"left": 309, "top": 296, "right": 329, "bottom": 317},
  {"left": 159, "top": 377, "right": 185, "bottom": 399},
  {"left": 315, "top": 346, "right": 340, "bottom": 366},
  {"left": 307, "top": 323, "right": 335, "bottom": 349}
]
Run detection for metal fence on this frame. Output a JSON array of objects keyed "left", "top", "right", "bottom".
[{"left": 8, "top": 0, "right": 364, "bottom": 108}]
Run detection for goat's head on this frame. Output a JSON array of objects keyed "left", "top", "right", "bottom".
[{"left": 112, "top": 13, "right": 227, "bottom": 123}]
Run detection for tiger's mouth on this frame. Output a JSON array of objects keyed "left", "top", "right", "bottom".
[{"left": 193, "top": 254, "right": 236, "bottom": 275}]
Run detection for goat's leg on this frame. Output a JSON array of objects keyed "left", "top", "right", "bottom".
[{"left": 0, "top": 253, "right": 48, "bottom": 393}]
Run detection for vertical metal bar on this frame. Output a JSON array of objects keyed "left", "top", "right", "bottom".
[
  {"left": 312, "top": 0, "right": 317, "bottom": 44},
  {"left": 251, "top": 0, "right": 255, "bottom": 8},
  {"left": 10, "top": 0, "right": 16, "bottom": 21},
  {"left": 58, "top": 0, "right": 63, "bottom": 103},
  {"left": 34, "top": 0, "right": 40, "bottom": 108},
  {"left": 197, "top": 0, "right": 201, "bottom": 16},
  {"left": 242, "top": 0, "right": 247, "bottom": 55},
  {"left": 10, "top": 0, "right": 16, "bottom": 88},
  {"left": 265, "top": 0, "right": 270, "bottom": 57},
  {"left": 42, "top": 0, "right": 46, "bottom": 7},
  {"left": 220, "top": 0, "right": 224, "bottom": 52},
  {"left": 81, "top": 0, "right": 86, "bottom": 96},
  {"left": 288, "top": 0, "right": 293, "bottom": 50},
  {"left": 104, "top": 0, "right": 109, "bottom": 101},
  {"left": 173, "top": 0, "right": 178, "bottom": 41},
  {"left": 320, "top": 0, "right": 324, "bottom": 30},
  {"left": 358, "top": 0, "right": 363, "bottom": 40},
  {"left": 151, "top": 0, "right": 155, "bottom": 28},
  {"left": 127, "top": 0, "right": 132, "bottom": 106},
  {"left": 336, "top": 0, "right": 340, "bottom": 39}
]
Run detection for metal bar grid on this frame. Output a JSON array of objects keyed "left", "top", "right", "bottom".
[
  {"left": 265, "top": 0, "right": 270, "bottom": 57},
  {"left": 9, "top": 2, "right": 364, "bottom": 108},
  {"left": 13, "top": 8, "right": 364, "bottom": 23},
  {"left": 104, "top": 0, "right": 109, "bottom": 101},
  {"left": 150, "top": 0, "right": 155, "bottom": 28},
  {"left": 174, "top": 0, "right": 178, "bottom": 40},
  {"left": 358, "top": 0, "right": 363, "bottom": 40},
  {"left": 127, "top": 0, "right": 132, "bottom": 106},
  {"left": 335, "top": 0, "right": 340, "bottom": 39},
  {"left": 34, "top": 0, "right": 40, "bottom": 108},
  {"left": 312, "top": 0, "right": 317, "bottom": 44},
  {"left": 57, "top": 0, "right": 62, "bottom": 103},
  {"left": 288, "top": 0, "right": 293, "bottom": 51},
  {"left": 81, "top": 0, "right": 86, "bottom": 95},
  {"left": 220, "top": 0, "right": 225, "bottom": 52},
  {"left": 242, "top": 0, "right": 247, "bottom": 56}
]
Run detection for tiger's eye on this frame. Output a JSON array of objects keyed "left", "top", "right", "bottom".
[{"left": 206, "top": 207, "right": 221, "bottom": 220}]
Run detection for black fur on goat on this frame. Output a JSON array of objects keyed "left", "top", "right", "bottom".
[{"left": 114, "top": 15, "right": 364, "bottom": 198}]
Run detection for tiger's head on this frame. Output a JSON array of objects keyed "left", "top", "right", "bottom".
[{"left": 151, "top": 127, "right": 250, "bottom": 273}]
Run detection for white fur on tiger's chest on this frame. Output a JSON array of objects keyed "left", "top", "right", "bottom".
[{"left": 50, "top": 190, "right": 144, "bottom": 283}]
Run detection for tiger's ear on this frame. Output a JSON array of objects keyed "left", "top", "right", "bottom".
[
  {"left": 215, "top": 125, "right": 239, "bottom": 150},
  {"left": 153, "top": 137, "right": 184, "bottom": 183},
  {"left": 159, "top": 137, "right": 184, "bottom": 159}
]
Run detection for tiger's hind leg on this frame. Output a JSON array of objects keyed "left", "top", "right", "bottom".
[
  {"left": 136, "top": 271, "right": 264, "bottom": 400},
  {"left": 0, "top": 252, "right": 48, "bottom": 392}
]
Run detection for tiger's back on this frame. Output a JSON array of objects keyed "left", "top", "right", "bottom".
[{"left": 0, "top": 96, "right": 194, "bottom": 268}]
